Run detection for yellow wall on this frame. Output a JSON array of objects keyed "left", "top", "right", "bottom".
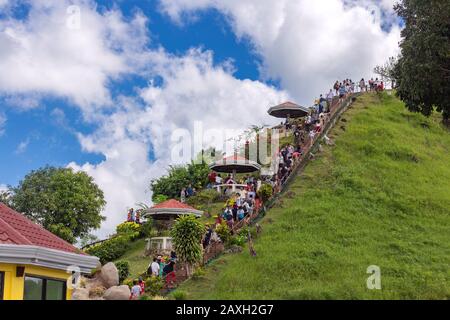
[{"left": 0, "top": 263, "right": 73, "bottom": 300}]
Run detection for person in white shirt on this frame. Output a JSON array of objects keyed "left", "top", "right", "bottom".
[
  {"left": 235, "top": 194, "right": 242, "bottom": 207},
  {"left": 327, "top": 89, "right": 334, "bottom": 100},
  {"left": 306, "top": 115, "right": 312, "bottom": 124},
  {"left": 243, "top": 201, "right": 252, "bottom": 216},
  {"left": 239, "top": 187, "right": 247, "bottom": 200},
  {"left": 150, "top": 258, "right": 160, "bottom": 277},
  {"left": 215, "top": 174, "right": 223, "bottom": 185},
  {"left": 360, "top": 78, "right": 366, "bottom": 92},
  {"left": 309, "top": 130, "right": 316, "bottom": 148},
  {"left": 326, "top": 89, "right": 334, "bottom": 112}
]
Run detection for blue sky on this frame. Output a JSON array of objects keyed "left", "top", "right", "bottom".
[{"left": 0, "top": 0, "right": 401, "bottom": 235}]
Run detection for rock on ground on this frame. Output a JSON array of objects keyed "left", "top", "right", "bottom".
[
  {"left": 99, "top": 262, "right": 119, "bottom": 288},
  {"left": 103, "top": 285, "right": 131, "bottom": 300},
  {"left": 88, "top": 283, "right": 107, "bottom": 298},
  {"left": 71, "top": 288, "right": 90, "bottom": 300}
]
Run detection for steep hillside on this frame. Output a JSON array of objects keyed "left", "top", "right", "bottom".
[
  {"left": 176, "top": 93, "right": 450, "bottom": 300},
  {"left": 115, "top": 239, "right": 149, "bottom": 279}
]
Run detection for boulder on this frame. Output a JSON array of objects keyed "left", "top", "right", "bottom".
[
  {"left": 103, "top": 285, "right": 131, "bottom": 301},
  {"left": 88, "top": 283, "right": 106, "bottom": 298},
  {"left": 85, "top": 278, "right": 104, "bottom": 291},
  {"left": 99, "top": 262, "right": 119, "bottom": 288},
  {"left": 71, "top": 288, "right": 90, "bottom": 300}
]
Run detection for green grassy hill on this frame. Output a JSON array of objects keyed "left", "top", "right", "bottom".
[
  {"left": 176, "top": 92, "right": 450, "bottom": 300},
  {"left": 115, "top": 239, "right": 149, "bottom": 279}
]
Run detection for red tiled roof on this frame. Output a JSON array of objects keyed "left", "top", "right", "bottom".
[
  {"left": 0, "top": 203, "right": 81, "bottom": 254},
  {"left": 151, "top": 199, "right": 198, "bottom": 211}
]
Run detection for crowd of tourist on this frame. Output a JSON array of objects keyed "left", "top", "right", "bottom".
[
  {"left": 366, "top": 78, "right": 385, "bottom": 92},
  {"left": 332, "top": 78, "right": 385, "bottom": 100},
  {"left": 218, "top": 189, "right": 257, "bottom": 230},
  {"left": 129, "top": 252, "right": 179, "bottom": 299},
  {"left": 263, "top": 76, "right": 383, "bottom": 203},
  {"left": 200, "top": 174, "right": 260, "bottom": 233},
  {"left": 148, "top": 253, "right": 177, "bottom": 277}
]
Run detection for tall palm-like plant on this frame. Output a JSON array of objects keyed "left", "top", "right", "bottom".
[{"left": 170, "top": 215, "right": 205, "bottom": 277}]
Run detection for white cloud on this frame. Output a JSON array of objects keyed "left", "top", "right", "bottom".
[
  {"left": 3, "top": 93, "right": 41, "bottom": 110},
  {"left": 140, "top": 49, "right": 289, "bottom": 156},
  {"left": 68, "top": 140, "right": 164, "bottom": 238},
  {"left": 0, "top": 0, "right": 150, "bottom": 114},
  {"left": 159, "top": 0, "right": 402, "bottom": 105},
  {"left": 0, "top": 0, "right": 9, "bottom": 8},
  {"left": 0, "top": 184, "right": 7, "bottom": 193},
  {"left": 15, "top": 138, "right": 30, "bottom": 154}
]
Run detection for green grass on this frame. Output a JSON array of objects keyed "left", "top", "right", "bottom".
[
  {"left": 279, "top": 134, "right": 294, "bottom": 147},
  {"left": 115, "top": 239, "right": 149, "bottom": 279},
  {"left": 197, "top": 201, "right": 224, "bottom": 225},
  {"left": 176, "top": 92, "right": 450, "bottom": 300}
]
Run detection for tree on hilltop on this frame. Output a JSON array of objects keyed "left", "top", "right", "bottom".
[{"left": 393, "top": 0, "right": 450, "bottom": 125}]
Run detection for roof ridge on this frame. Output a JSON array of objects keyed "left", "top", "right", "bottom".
[
  {"left": 151, "top": 199, "right": 198, "bottom": 210},
  {"left": 0, "top": 215, "right": 33, "bottom": 245}
]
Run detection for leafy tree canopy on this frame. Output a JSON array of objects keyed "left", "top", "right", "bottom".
[
  {"left": 150, "top": 161, "right": 210, "bottom": 202},
  {"left": 393, "top": 0, "right": 450, "bottom": 124},
  {"left": 10, "top": 166, "right": 106, "bottom": 243}
]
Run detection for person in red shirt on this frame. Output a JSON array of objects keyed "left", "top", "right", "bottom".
[
  {"left": 208, "top": 171, "right": 217, "bottom": 184},
  {"left": 138, "top": 277, "right": 145, "bottom": 295},
  {"left": 135, "top": 210, "right": 141, "bottom": 224},
  {"left": 314, "top": 122, "right": 322, "bottom": 133},
  {"left": 215, "top": 214, "right": 222, "bottom": 226}
]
